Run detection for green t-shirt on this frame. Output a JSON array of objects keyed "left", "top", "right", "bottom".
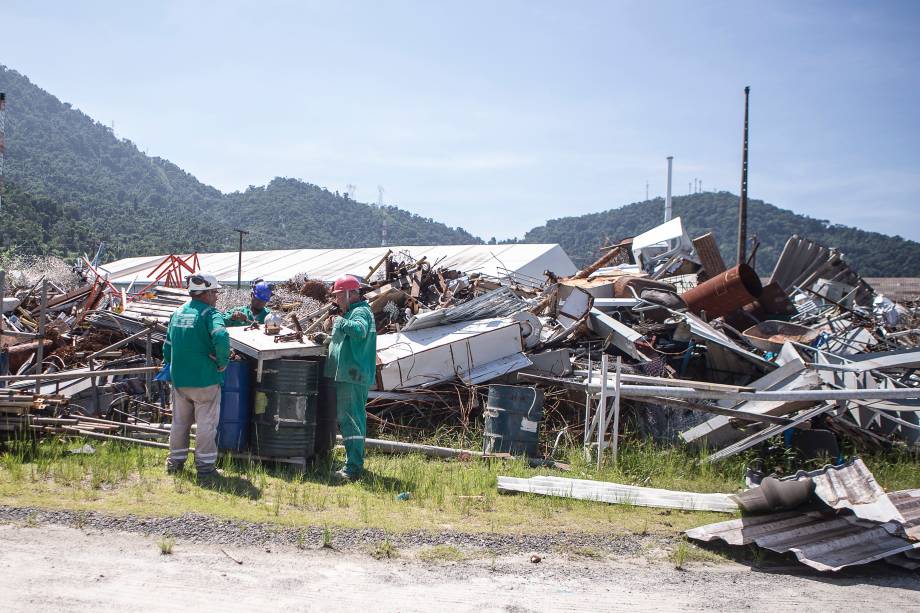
[{"left": 222, "top": 305, "right": 271, "bottom": 327}]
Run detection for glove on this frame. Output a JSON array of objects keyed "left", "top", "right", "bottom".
[{"left": 154, "top": 363, "right": 171, "bottom": 382}]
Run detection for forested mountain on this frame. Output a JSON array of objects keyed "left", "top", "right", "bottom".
[
  {"left": 522, "top": 192, "right": 920, "bottom": 277},
  {"left": 0, "top": 65, "right": 478, "bottom": 259},
  {"left": 1, "top": 64, "right": 917, "bottom": 277}
]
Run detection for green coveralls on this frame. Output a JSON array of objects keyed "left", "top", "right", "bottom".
[
  {"left": 163, "top": 299, "right": 231, "bottom": 472},
  {"left": 222, "top": 305, "right": 271, "bottom": 327},
  {"left": 323, "top": 300, "right": 376, "bottom": 477}
]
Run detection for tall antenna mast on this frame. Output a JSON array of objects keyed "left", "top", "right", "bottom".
[
  {"left": 0, "top": 93, "right": 6, "bottom": 211},
  {"left": 345, "top": 184, "right": 356, "bottom": 200},
  {"left": 664, "top": 156, "right": 673, "bottom": 222},
  {"left": 645, "top": 181, "right": 649, "bottom": 201},
  {"left": 737, "top": 86, "right": 751, "bottom": 266}
]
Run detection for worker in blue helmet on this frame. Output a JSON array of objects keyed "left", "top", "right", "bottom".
[{"left": 223, "top": 281, "right": 273, "bottom": 327}]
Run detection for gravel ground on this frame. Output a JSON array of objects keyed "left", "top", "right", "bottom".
[
  {"left": 2, "top": 518, "right": 919, "bottom": 612},
  {"left": 0, "top": 504, "right": 665, "bottom": 555}
]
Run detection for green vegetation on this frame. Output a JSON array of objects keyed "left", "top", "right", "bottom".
[
  {"left": 2, "top": 63, "right": 918, "bottom": 275},
  {"left": 370, "top": 539, "right": 399, "bottom": 560},
  {"left": 158, "top": 535, "right": 175, "bottom": 555},
  {"left": 523, "top": 191, "right": 920, "bottom": 276},
  {"left": 1, "top": 436, "right": 917, "bottom": 537},
  {"left": 0, "top": 65, "right": 478, "bottom": 260},
  {"left": 416, "top": 544, "right": 470, "bottom": 563}
]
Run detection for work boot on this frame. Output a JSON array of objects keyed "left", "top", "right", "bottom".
[
  {"left": 196, "top": 467, "right": 222, "bottom": 482},
  {"left": 166, "top": 463, "right": 184, "bottom": 476},
  {"left": 332, "top": 468, "right": 359, "bottom": 484}
]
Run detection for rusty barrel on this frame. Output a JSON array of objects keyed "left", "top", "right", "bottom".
[{"left": 682, "top": 264, "right": 762, "bottom": 320}]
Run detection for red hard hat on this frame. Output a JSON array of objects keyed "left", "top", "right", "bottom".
[{"left": 332, "top": 275, "right": 361, "bottom": 293}]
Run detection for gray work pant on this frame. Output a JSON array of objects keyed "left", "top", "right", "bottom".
[{"left": 167, "top": 384, "right": 221, "bottom": 473}]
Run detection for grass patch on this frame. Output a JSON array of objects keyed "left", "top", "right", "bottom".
[
  {"left": 370, "top": 539, "right": 398, "bottom": 560},
  {"left": 416, "top": 544, "right": 468, "bottom": 563},
  {"left": 670, "top": 538, "right": 728, "bottom": 569},
  {"left": 562, "top": 545, "right": 605, "bottom": 560},
  {"left": 158, "top": 535, "right": 174, "bottom": 555},
  {"left": 1, "top": 435, "right": 917, "bottom": 538}
]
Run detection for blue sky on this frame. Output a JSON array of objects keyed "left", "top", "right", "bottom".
[{"left": 3, "top": 1, "right": 919, "bottom": 241}]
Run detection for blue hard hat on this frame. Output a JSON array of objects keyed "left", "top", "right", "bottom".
[{"left": 252, "top": 282, "right": 273, "bottom": 301}]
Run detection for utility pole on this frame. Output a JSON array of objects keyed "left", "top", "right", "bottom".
[
  {"left": 664, "top": 156, "right": 673, "bottom": 222},
  {"left": 234, "top": 229, "right": 249, "bottom": 289},
  {"left": 737, "top": 86, "right": 751, "bottom": 266}
]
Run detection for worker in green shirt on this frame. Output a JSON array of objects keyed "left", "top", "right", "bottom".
[
  {"left": 324, "top": 274, "right": 376, "bottom": 483},
  {"left": 224, "top": 281, "right": 273, "bottom": 326},
  {"left": 163, "top": 272, "right": 230, "bottom": 477}
]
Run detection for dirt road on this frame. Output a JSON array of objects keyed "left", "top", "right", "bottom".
[{"left": 2, "top": 522, "right": 918, "bottom": 612}]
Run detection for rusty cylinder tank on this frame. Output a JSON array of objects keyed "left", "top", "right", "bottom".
[{"left": 682, "top": 264, "right": 762, "bottom": 320}]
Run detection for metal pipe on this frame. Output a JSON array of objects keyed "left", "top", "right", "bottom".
[
  {"left": 612, "top": 356, "right": 621, "bottom": 464},
  {"left": 0, "top": 365, "right": 158, "bottom": 383},
  {"left": 597, "top": 354, "right": 608, "bottom": 470},
  {"left": 0, "top": 270, "right": 6, "bottom": 382},
  {"left": 34, "top": 280, "right": 47, "bottom": 394},
  {"left": 585, "top": 382, "right": 920, "bottom": 403},
  {"left": 681, "top": 263, "right": 762, "bottom": 319},
  {"left": 234, "top": 228, "right": 249, "bottom": 290},
  {"left": 664, "top": 156, "right": 673, "bottom": 222}
]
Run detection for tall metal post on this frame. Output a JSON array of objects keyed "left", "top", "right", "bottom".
[
  {"left": 0, "top": 270, "right": 6, "bottom": 382},
  {"left": 35, "top": 280, "right": 47, "bottom": 394},
  {"left": 664, "top": 156, "right": 674, "bottom": 222},
  {"left": 0, "top": 92, "right": 6, "bottom": 211},
  {"left": 234, "top": 229, "right": 249, "bottom": 289},
  {"left": 737, "top": 86, "right": 751, "bottom": 266}
]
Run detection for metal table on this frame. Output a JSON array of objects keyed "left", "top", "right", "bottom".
[{"left": 227, "top": 326, "right": 325, "bottom": 382}]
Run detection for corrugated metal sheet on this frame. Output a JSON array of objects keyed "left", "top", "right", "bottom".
[
  {"left": 685, "top": 510, "right": 920, "bottom": 572},
  {"left": 100, "top": 244, "right": 577, "bottom": 286},
  {"left": 497, "top": 475, "right": 739, "bottom": 513},
  {"left": 779, "top": 458, "right": 901, "bottom": 523},
  {"left": 889, "top": 489, "right": 920, "bottom": 540}
]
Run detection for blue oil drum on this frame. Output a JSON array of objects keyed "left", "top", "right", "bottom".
[
  {"left": 217, "top": 359, "right": 252, "bottom": 451},
  {"left": 483, "top": 385, "right": 544, "bottom": 457}
]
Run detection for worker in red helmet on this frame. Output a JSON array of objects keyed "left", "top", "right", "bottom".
[{"left": 324, "top": 274, "right": 376, "bottom": 482}]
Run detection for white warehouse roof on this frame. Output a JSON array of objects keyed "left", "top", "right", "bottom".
[{"left": 100, "top": 244, "right": 577, "bottom": 286}]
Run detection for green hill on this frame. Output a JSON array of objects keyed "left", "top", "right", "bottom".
[
  {"left": 2, "top": 63, "right": 917, "bottom": 277},
  {"left": 0, "top": 65, "right": 478, "bottom": 259},
  {"left": 522, "top": 192, "right": 920, "bottom": 277}
]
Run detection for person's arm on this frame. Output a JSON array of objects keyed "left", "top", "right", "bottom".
[
  {"left": 332, "top": 308, "right": 369, "bottom": 341},
  {"left": 222, "top": 307, "right": 249, "bottom": 327},
  {"left": 208, "top": 309, "right": 231, "bottom": 370},
  {"left": 163, "top": 313, "right": 174, "bottom": 364}
]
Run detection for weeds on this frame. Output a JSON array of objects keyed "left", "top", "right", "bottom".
[
  {"left": 295, "top": 529, "right": 307, "bottom": 550},
  {"left": 417, "top": 545, "right": 467, "bottom": 563},
  {"left": 1, "top": 436, "right": 917, "bottom": 539},
  {"left": 322, "top": 524, "right": 333, "bottom": 549},
  {"left": 158, "top": 535, "right": 175, "bottom": 555},
  {"left": 672, "top": 540, "right": 689, "bottom": 570},
  {"left": 371, "top": 539, "right": 398, "bottom": 560}
]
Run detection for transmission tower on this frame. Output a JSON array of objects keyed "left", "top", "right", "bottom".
[
  {"left": 377, "top": 185, "right": 385, "bottom": 207},
  {"left": 345, "top": 184, "right": 357, "bottom": 200}
]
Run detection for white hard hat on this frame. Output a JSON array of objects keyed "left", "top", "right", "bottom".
[{"left": 187, "top": 272, "right": 222, "bottom": 292}]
